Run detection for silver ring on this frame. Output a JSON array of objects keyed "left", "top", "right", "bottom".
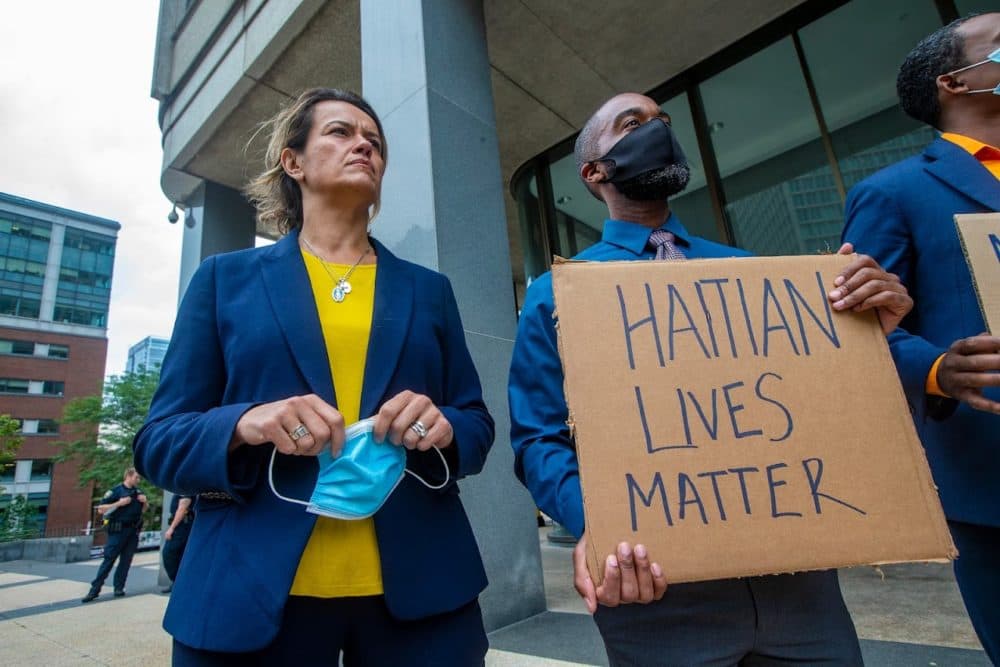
[
  {"left": 409, "top": 420, "right": 428, "bottom": 440},
  {"left": 289, "top": 424, "right": 310, "bottom": 441}
]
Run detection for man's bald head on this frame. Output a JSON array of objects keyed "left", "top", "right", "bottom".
[{"left": 574, "top": 93, "right": 659, "bottom": 173}]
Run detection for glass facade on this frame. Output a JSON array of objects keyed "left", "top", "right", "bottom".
[
  {"left": 512, "top": 0, "right": 963, "bottom": 283},
  {"left": 0, "top": 216, "right": 50, "bottom": 318},
  {"left": 56, "top": 228, "right": 115, "bottom": 327},
  {"left": 126, "top": 336, "right": 170, "bottom": 373}
]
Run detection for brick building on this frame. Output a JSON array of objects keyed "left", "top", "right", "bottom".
[{"left": 0, "top": 192, "right": 119, "bottom": 537}]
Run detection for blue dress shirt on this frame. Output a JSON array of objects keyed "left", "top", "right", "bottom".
[{"left": 508, "top": 215, "right": 750, "bottom": 538}]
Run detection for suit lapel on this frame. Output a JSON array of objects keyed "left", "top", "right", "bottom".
[
  {"left": 924, "top": 138, "right": 1000, "bottom": 212},
  {"left": 260, "top": 230, "right": 337, "bottom": 406},
  {"left": 360, "top": 238, "right": 413, "bottom": 419}
]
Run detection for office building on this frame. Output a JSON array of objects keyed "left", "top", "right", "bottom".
[
  {"left": 126, "top": 335, "right": 170, "bottom": 373},
  {"left": 0, "top": 192, "right": 120, "bottom": 536}
]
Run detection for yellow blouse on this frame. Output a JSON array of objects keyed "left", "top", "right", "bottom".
[{"left": 290, "top": 250, "right": 382, "bottom": 598}]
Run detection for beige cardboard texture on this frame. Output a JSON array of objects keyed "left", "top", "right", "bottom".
[
  {"left": 551, "top": 254, "right": 955, "bottom": 585},
  {"left": 955, "top": 213, "right": 1000, "bottom": 335}
]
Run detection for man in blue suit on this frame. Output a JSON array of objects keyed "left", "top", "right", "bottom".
[
  {"left": 510, "top": 92, "right": 912, "bottom": 666},
  {"left": 842, "top": 12, "right": 1000, "bottom": 663}
]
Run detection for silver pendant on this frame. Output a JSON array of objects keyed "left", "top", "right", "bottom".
[{"left": 332, "top": 279, "right": 351, "bottom": 303}]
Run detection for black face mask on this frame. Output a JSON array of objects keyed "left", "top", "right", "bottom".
[{"left": 595, "top": 118, "right": 691, "bottom": 201}]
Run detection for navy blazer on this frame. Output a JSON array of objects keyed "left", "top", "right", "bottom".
[
  {"left": 843, "top": 137, "right": 1000, "bottom": 528},
  {"left": 133, "top": 231, "right": 493, "bottom": 652}
]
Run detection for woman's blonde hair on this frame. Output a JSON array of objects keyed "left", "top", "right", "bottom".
[{"left": 245, "top": 88, "right": 388, "bottom": 235}]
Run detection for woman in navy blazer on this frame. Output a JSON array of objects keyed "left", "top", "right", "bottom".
[{"left": 134, "top": 89, "right": 494, "bottom": 665}]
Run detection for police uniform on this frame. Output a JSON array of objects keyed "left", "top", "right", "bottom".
[
  {"left": 83, "top": 483, "right": 144, "bottom": 601},
  {"left": 161, "top": 494, "right": 194, "bottom": 583}
]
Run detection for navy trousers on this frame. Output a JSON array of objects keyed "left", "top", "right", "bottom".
[
  {"left": 949, "top": 520, "right": 999, "bottom": 664},
  {"left": 90, "top": 527, "right": 139, "bottom": 593},
  {"left": 161, "top": 520, "right": 192, "bottom": 582},
  {"left": 593, "top": 570, "right": 862, "bottom": 666},
  {"left": 172, "top": 595, "right": 488, "bottom": 666}
]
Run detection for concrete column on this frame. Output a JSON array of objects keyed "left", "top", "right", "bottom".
[
  {"left": 39, "top": 223, "right": 65, "bottom": 321},
  {"left": 161, "top": 179, "right": 256, "bottom": 587},
  {"left": 361, "top": 0, "right": 546, "bottom": 631},
  {"left": 178, "top": 180, "right": 257, "bottom": 300}
]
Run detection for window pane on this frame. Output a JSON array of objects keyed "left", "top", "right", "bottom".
[
  {"left": 548, "top": 152, "right": 606, "bottom": 258},
  {"left": 0, "top": 296, "right": 40, "bottom": 318},
  {"left": 701, "top": 37, "right": 836, "bottom": 256},
  {"left": 800, "top": 0, "right": 941, "bottom": 192},
  {"left": 47, "top": 344, "right": 69, "bottom": 359},
  {"left": 0, "top": 339, "right": 34, "bottom": 355},
  {"left": 30, "top": 460, "right": 52, "bottom": 479},
  {"left": 513, "top": 165, "right": 549, "bottom": 289},
  {"left": 41, "top": 381, "right": 64, "bottom": 396},
  {"left": 0, "top": 378, "right": 30, "bottom": 393},
  {"left": 35, "top": 419, "right": 59, "bottom": 434}
]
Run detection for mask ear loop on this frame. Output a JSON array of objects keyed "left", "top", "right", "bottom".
[
  {"left": 404, "top": 446, "right": 450, "bottom": 490},
  {"left": 268, "top": 437, "right": 451, "bottom": 503},
  {"left": 268, "top": 447, "right": 310, "bottom": 506}
]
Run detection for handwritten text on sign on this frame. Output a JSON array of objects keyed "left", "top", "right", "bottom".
[{"left": 552, "top": 255, "right": 953, "bottom": 584}]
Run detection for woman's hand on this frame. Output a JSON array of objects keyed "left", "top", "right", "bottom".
[
  {"left": 373, "top": 390, "right": 453, "bottom": 451},
  {"left": 231, "top": 394, "right": 346, "bottom": 456}
]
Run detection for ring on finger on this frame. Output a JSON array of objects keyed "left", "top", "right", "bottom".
[
  {"left": 409, "top": 420, "right": 429, "bottom": 440},
  {"left": 289, "top": 423, "right": 310, "bottom": 441}
]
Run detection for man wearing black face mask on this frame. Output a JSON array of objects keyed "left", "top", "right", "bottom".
[
  {"left": 842, "top": 13, "right": 1000, "bottom": 663},
  {"left": 509, "top": 93, "right": 912, "bottom": 666}
]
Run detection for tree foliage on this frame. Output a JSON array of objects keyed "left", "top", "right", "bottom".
[
  {"left": 0, "top": 414, "right": 33, "bottom": 541},
  {"left": 0, "top": 413, "right": 23, "bottom": 465},
  {"left": 0, "top": 495, "right": 39, "bottom": 542},
  {"left": 56, "top": 369, "right": 163, "bottom": 524}
]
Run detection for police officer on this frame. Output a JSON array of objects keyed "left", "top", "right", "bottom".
[
  {"left": 82, "top": 467, "right": 147, "bottom": 603},
  {"left": 160, "top": 493, "right": 193, "bottom": 593}
]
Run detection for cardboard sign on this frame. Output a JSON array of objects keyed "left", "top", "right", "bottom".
[
  {"left": 552, "top": 254, "right": 955, "bottom": 585},
  {"left": 955, "top": 213, "right": 1000, "bottom": 335}
]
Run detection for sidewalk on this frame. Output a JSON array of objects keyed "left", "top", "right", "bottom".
[{"left": 0, "top": 530, "right": 990, "bottom": 666}]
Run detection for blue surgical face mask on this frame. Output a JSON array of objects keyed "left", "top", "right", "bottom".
[
  {"left": 946, "top": 47, "right": 1000, "bottom": 95},
  {"left": 268, "top": 417, "right": 449, "bottom": 520}
]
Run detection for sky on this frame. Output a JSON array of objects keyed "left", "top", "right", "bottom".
[{"left": 0, "top": 2, "right": 182, "bottom": 376}]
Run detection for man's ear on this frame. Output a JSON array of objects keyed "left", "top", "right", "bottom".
[
  {"left": 279, "top": 147, "right": 303, "bottom": 182},
  {"left": 581, "top": 160, "right": 608, "bottom": 185},
  {"left": 937, "top": 72, "right": 969, "bottom": 96}
]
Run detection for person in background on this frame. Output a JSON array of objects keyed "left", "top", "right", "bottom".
[
  {"left": 160, "top": 493, "right": 193, "bottom": 594},
  {"left": 509, "top": 92, "right": 912, "bottom": 666},
  {"left": 82, "top": 467, "right": 147, "bottom": 603},
  {"left": 842, "top": 13, "right": 1000, "bottom": 663},
  {"left": 133, "top": 87, "right": 493, "bottom": 666}
]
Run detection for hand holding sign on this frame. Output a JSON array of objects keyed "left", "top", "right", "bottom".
[
  {"left": 830, "top": 243, "right": 912, "bottom": 334},
  {"left": 573, "top": 534, "right": 667, "bottom": 613},
  {"left": 937, "top": 334, "right": 1000, "bottom": 414}
]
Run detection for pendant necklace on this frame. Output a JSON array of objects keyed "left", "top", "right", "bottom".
[{"left": 301, "top": 236, "right": 372, "bottom": 303}]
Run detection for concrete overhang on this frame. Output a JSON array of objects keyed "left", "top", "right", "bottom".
[{"left": 155, "top": 0, "right": 806, "bottom": 270}]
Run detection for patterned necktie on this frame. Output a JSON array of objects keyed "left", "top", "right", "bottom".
[{"left": 647, "top": 229, "right": 686, "bottom": 260}]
